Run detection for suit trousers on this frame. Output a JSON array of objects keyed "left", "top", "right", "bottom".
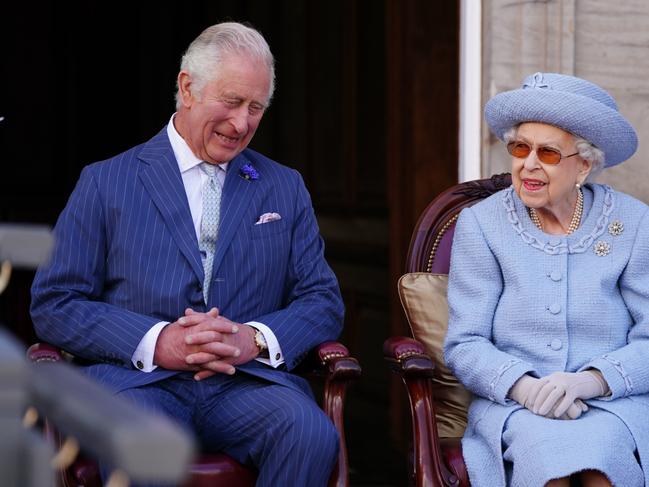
[{"left": 103, "top": 371, "right": 339, "bottom": 487}]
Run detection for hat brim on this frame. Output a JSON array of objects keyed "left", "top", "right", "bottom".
[{"left": 485, "top": 88, "right": 638, "bottom": 166}]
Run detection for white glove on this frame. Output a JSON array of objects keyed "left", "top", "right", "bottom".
[
  {"left": 509, "top": 374, "right": 589, "bottom": 420},
  {"left": 533, "top": 370, "right": 609, "bottom": 418},
  {"left": 557, "top": 399, "right": 589, "bottom": 420},
  {"left": 509, "top": 374, "right": 543, "bottom": 410}
]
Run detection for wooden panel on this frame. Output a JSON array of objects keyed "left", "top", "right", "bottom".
[
  {"left": 386, "top": 0, "right": 460, "bottom": 336},
  {"left": 385, "top": 0, "right": 460, "bottom": 454}
]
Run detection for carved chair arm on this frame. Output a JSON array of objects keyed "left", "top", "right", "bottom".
[
  {"left": 383, "top": 336, "right": 435, "bottom": 378},
  {"left": 304, "top": 341, "right": 361, "bottom": 487},
  {"left": 308, "top": 341, "right": 362, "bottom": 380},
  {"left": 383, "top": 336, "right": 460, "bottom": 487}
]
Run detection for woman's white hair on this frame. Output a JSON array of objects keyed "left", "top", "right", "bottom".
[
  {"left": 503, "top": 126, "right": 605, "bottom": 181},
  {"left": 174, "top": 22, "right": 275, "bottom": 109}
]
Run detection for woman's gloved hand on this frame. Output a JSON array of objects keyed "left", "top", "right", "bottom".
[
  {"left": 509, "top": 374, "right": 590, "bottom": 420},
  {"left": 509, "top": 374, "right": 543, "bottom": 410},
  {"left": 532, "top": 370, "right": 609, "bottom": 418}
]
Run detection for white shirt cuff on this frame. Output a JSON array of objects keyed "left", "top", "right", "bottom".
[
  {"left": 132, "top": 321, "right": 169, "bottom": 372},
  {"left": 246, "top": 321, "right": 285, "bottom": 368}
]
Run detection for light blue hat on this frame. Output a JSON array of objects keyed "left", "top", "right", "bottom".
[{"left": 485, "top": 72, "right": 638, "bottom": 167}]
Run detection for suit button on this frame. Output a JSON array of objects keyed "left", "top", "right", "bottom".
[
  {"left": 275, "top": 353, "right": 281, "bottom": 361},
  {"left": 136, "top": 360, "right": 144, "bottom": 370},
  {"left": 549, "top": 271, "right": 562, "bottom": 281},
  {"left": 548, "top": 303, "right": 561, "bottom": 314},
  {"left": 550, "top": 339, "right": 563, "bottom": 351}
]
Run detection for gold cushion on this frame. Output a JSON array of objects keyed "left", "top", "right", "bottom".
[{"left": 397, "top": 272, "right": 471, "bottom": 438}]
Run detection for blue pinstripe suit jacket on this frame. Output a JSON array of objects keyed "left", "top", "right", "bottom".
[{"left": 31, "top": 127, "right": 344, "bottom": 394}]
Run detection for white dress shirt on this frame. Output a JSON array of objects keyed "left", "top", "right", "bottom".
[{"left": 132, "top": 115, "right": 284, "bottom": 372}]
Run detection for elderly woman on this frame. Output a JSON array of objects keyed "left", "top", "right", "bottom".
[{"left": 444, "top": 72, "right": 649, "bottom": 487}]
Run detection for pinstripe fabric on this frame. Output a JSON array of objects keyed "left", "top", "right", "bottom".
[
  {"left": 114, "top": 374, "right": 338, "bottom": 487},
  {"left": 30, "top": 126, "right": 344, "bottom": 484}
]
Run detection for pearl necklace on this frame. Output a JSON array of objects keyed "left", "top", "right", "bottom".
[{"left": 529, "top": 188, "right": 583, "bottom": 235}]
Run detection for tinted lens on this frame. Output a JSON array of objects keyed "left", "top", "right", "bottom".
[
  {"left": 536, "top": 147, "right": 562, "bottom": 164},
  {"left": 506, "top": 141, "right": 564, "bottom": 165},
  {"left": 507, "top": 141, "right": 532, "bottom": 158}
]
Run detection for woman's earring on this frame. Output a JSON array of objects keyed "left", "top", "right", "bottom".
[{"left": 576, "top": 182, "right": 581, "bottom": 189}]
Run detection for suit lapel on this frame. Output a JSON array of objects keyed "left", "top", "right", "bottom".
[
  {"left": 212, "top": 153, "right": 259, "bottom": 274},
  {"left": 137, "top": 129, "right": 204, "bottom": 283}
]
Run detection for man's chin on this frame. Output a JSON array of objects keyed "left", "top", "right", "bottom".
[{"left": 208, "top": 147, "right": 244, "bottom": 164}]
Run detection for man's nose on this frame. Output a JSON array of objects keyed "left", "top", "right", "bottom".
[{"left": 230, "top": 108, "right": 248, "bottom": 133}]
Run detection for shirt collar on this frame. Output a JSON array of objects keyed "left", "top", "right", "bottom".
[{"left": 166, "top": 114, "right": 229, "bottom": 174}]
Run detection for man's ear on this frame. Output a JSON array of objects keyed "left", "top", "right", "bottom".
[{"left": 177, "top": 71, "right": 194, "bottom": 108}]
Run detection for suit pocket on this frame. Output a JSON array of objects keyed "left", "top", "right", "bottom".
[{"left": 250, "top": 220, "right": 288, "bottom": 239}]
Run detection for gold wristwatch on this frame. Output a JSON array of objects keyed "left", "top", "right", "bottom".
[{"left": 252, "top": 327, "right": 269, "bottom": 358}]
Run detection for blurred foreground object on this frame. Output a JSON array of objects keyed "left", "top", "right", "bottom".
[
  {"left": 0, "top": 328, "right": 53, "bottom": 486},
  {"left": 0, "top": 224, "right": 53, "bottom": 294},
  {"left": 0, "top": 328, "right": 196, "bottom": 486},
  {"left": 1, "top": 224, "right": 196, "bottom": 486}
]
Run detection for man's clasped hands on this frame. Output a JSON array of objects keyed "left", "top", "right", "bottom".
[
  {"left": 509, "top": 371, "right": 609, "bottom": 420},
  {"left": 153, "top": 307, "right": 259, "bottom": 381}
]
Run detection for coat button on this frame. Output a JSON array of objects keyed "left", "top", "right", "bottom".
[
  {"left": 548, "top": 303, "right": 561, "bottom": 314},
  {"left": 275, "top": 353, "right": 281, "bottom": 361},
  {"left": 136, "top": 360, "right": 144, "bottom": 370},
  {"left": 549, "top": 270, "right": 562, "bottom": 281},
  {"left": 550, "top": 339, "right": 563, "bottom": 351}
]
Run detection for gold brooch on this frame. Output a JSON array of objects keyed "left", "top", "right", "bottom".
[
  {"left": 608, "top": 220, "right": 624, "bottom": 236},
  {"left": 594, "top": 241, "right": 611, "bottom": 257}
]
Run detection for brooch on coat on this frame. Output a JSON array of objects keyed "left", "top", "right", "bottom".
[
  {"left": 608, "top": 220, "right": 624, "bottom": 236},
  {"left": 593, "top": 220, "right": 624, "bottom": 256},
  {"left": 593, "top": 241, "right": 611, "bottom": 257}
]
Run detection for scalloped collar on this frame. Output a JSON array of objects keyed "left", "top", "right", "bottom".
[{"left": 502, "top": 184, "right": 614, "bottom": 255}]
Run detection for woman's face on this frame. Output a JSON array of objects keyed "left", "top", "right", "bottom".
[{"left": 511, "top": 123, "right": 592, "bottom": 214}]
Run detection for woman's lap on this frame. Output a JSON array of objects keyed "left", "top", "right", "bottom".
[{"left": 502, "top": 407, "right": 642, "bottom": 486}]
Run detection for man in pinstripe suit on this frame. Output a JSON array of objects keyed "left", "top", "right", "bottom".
[{"left": 31, "top": 22, "right": 344, "bottom": 486}]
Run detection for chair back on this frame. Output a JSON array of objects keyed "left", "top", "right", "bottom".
[
  {"left": 406, "top": 173, "right": 512, "bottom": 274},
  {"left": 398, "top": 173, "right": 511, "bottom": 438}
]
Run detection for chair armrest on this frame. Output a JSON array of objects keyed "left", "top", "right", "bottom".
[
  {"left": 383, "top": 336, "right": 459, "bottom": 487},
  {"left": 26, "top": 342, "right": 65, "bottom": 363},
  {"left": 383, "top": 336, "right": 435, "bottom": 378},
  {"left": 308, "top": 341, "right": 362, "bottom": 381}
]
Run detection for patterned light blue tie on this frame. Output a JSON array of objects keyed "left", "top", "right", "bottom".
[{"left": 199, "top": 162, "right": 222, "bottom": 303}]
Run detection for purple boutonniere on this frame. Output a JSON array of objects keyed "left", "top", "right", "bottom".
[{"left": 239, "top": 163, "right": 259, "bottom": 181}]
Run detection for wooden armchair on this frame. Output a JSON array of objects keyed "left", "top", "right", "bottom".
[
  {"left": 383, "top": 174, "right": 512, "bottom": 487},
  {"left": 28, "top": 340, "right": 361, "bottom": 487}
]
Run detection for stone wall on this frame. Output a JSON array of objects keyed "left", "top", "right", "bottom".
[{"left": 482, "top": 0, "right": 649, "bottom": 202}]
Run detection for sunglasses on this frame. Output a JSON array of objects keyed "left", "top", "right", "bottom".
[{"left": 506, "top": 141, "right": 580, "bottom": 165}]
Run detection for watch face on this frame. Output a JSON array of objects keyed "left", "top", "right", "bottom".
[{"left": 255, "top": 330, "right": 268, "bottom": 350}]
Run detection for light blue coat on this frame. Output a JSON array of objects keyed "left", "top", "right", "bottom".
[{"left": 445, "top": 183, "right": 649, "bottom": 486}]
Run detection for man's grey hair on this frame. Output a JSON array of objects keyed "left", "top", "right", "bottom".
[
  {"left": 503, "top": 126, "right": 605, "bottom": 181},
  {"left": 174, "top": 22, "right": 275, "bottom": 109}
]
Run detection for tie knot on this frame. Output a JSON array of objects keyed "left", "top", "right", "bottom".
[{"left": 200, "top": 162, "right": 218, "bottom": 178}]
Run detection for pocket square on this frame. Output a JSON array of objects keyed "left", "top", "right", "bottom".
[{"left": 255, "top": 212, "right": 282, "bottom": 225}]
